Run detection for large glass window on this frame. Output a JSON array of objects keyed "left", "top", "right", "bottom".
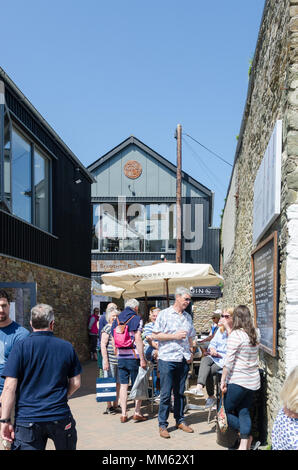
[
  {"left": 4, "top": 111, "right": 11, "bottom": 204},
  {"left": 92, "top": 202, "right": 177, "bottom": 253},
  {"left": 34, "top": 149, "right": 50, "bottom": 232},
  {"left": 0, "top": 122, "right": 51, "bottom": 232},
  {"left": 11, "top": 129, "right": 32, "bottom": 223}
]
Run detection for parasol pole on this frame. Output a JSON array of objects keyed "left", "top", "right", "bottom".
[
  {"left": 175, "top": 123, "right": 182, "bottom": 263},
  {"left": 165, "top": 279, "right": 169, "bottom": 307},
  {"left": 145, "top": 291, "right": 148, "bottom": 321}
]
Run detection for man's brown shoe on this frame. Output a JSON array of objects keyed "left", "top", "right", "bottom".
[
  {"left": 133, "top": 414, "right": 148, "bottom": 422},
  {"left": 176, "top": 422, "right": 194, "bottom": 433},
  {"left": 120, "top": 415, "right": 128, "bottom": 423},
  {"left": 159, "top": 427, "right": 170, "bottom": 438}
]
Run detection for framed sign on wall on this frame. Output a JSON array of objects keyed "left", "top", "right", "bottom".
[
  {"left": 252, "top": 120, "right": 282, "bottom": 245},
  {"left": 251, "top": 231, "right": 278, "bottom": 356}
]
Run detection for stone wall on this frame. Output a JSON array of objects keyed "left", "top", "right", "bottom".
[
  {"left": 221, "top": 0, "right": 298, "bottom": 443},
  {"left": 192, "top": 298, "right": 223, "bottom": 333},
  {"left": 1, "top": 254, "right": 91, "bottom": 362}
]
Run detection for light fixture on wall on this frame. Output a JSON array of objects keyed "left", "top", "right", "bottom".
[
  {"left": 74, "top": 168, "right": 82, "bottom": 184},
  {"left": 128, "top": 184, "right": 136, "bottom": 196}
]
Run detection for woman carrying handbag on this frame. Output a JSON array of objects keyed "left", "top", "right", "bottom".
[{"left": 220, "top": 305, "right": 260, "bottom": 450}]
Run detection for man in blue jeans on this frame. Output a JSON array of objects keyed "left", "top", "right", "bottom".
[{"left": 152, "top": 287, "right": 196, "bottom": 438}]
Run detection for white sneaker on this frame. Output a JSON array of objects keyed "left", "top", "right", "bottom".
[
  {"left": 205, "top": 397, "right": 216, "bottom": 408},
  {"left": 184, "top": 388, "right": 204, "bottom": 397}
]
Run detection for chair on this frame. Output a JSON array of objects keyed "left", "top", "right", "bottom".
[{"left": 147, "top": 362, "right": 158, "bottom": 413}]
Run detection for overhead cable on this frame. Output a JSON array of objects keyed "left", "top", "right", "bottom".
[{"left": 183, "top": 132, "right": 233, "bottom": 167}]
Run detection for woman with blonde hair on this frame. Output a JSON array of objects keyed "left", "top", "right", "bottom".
[
  {"left": 185, "top": 307, "right": 234, "bottom": 409},
  {"left": 272, "top": 366, "right": 298, "bottom": 450},
  {"left": 101, "top": 307, "right": 121, "bottom": 414},
  {"left": 218, "top": 307, "right": 234, "bottom": 334}
]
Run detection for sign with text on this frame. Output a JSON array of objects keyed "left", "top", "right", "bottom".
[
  {"left": 91, "top": 259, "right": 160, "bottom": 273},
  {"left": 253, "top": 120, "right": 282, "bottom": 244},
  {"left": 190, "top": 286, "right": 222, "bottom": 299},
  {"left": 251, "top": 231, "right": 278, "bottom": 356}
]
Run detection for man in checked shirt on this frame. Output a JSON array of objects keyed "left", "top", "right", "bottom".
[{"left": 152, "top": 287, "right": 196, "bottom": 439}]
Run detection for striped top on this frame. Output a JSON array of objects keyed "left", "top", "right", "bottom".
[
  {"left": 102, "top": 324, "right": 117, "bottom": 365},
  {"left": 143, "top": 321, "right": 155, "bottom": 353},
  {"left": 224, "top": 329, "right": 260, "bottom": 390}
]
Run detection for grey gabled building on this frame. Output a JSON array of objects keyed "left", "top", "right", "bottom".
[{"left": 88, "top": 136, "right": 220, "bottom": 288}]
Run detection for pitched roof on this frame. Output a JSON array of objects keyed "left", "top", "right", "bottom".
[
  {"left": 88, "top": 135, "right": 212, "bottom": 198},
  {"left": 0, "top": 66, "right": 94, "bottom": 183}
]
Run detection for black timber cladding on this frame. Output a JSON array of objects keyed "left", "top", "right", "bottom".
[{"left": 0, "top": 72, "right": 92, "bottom": 278}]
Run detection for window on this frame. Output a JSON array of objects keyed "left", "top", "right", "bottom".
[
  {"left": 92, "top": 202, "right": 177, "bottom": 253},
  {"left": 34, "top": 149, "right": 50, "bottom": 232},
  {"left": 0, "top": 118, "right": 51, "bottom": 232},
  {"left": 11, "top": 128, "right": 32, "bottom": 223},
  {"left": 4, "top": 109, "right": 11, "bottom": 205}
]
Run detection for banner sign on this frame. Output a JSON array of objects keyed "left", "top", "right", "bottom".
[{"left": 190, "top": 286, "right": 222, "bottom": 299}]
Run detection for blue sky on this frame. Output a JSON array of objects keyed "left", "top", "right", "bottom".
[{"left": 1, "top": 0, "right": 265, "bottom": 227}]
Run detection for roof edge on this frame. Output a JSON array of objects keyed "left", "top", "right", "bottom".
[
  {"left": 0, "top": 67, "right": 95, "bottom": 183},
  {"left": 88, "top": 135, "right": 212, "bottom": 198}
]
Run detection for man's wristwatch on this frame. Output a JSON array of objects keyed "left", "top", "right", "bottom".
[{"left": 0, "top": 418, "right": 11, "bottom": 423}]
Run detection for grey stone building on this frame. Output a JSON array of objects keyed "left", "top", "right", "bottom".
[{"left": 221, "top": 0, "right": 298, "bottom": 442}]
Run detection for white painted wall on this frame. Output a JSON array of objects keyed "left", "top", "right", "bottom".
[
  {"left": 285, "top": 204, "right": 298, "bottom": 374},
  {"left": 221, "top": 165, "right": 237, "bottom": 265}
]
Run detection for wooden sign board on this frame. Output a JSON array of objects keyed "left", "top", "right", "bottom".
[{"left": 251, "top": 231, "right": 278, "bottom": 356}]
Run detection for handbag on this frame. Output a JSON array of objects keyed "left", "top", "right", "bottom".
[
  {"left": 96, "top": 376, "right": 117, "bottom": 402},
  {"left": 129, "top": 366, "right": 150, "bottom": 400},
  {"left": 217, "top": 391, "right": 228, "bottom": 433}
]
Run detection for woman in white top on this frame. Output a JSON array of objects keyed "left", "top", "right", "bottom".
[{"left": 220, "top": 305, "right": 260, "bottom": 450}]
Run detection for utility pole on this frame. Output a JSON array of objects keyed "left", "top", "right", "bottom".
[{"left": 175, "top": 123, "right": 182, "bottom": 263}]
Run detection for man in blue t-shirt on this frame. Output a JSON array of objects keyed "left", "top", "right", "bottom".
[
  {"left": 0, "top": 290, "right": 29, "bottom": 399},
  {"left": 0, "top": 303, "right": 81, "bottom": 450}
]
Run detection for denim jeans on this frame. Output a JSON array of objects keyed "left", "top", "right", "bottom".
[
  {"left": 224, "top": 383, "right": 255, "bottom": 438},
  {"left": 12, "top": 414, "right": 77, "bottom": 450},
  {"left": 158, "top": 358, "right": 189, "bottom": 428}
]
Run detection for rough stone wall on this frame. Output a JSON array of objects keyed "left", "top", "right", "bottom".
[
  {"left": 221, "top": 0, "right": 298, "bottom": 442},
  {"left": 192, "top": 298, "right": 223, "bottom": 333},
  {"left": 1, "top": 254, "right": 91, "bottom": 362}
]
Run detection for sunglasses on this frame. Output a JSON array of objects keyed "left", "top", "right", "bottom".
[{"left": 221, "top": 314, "right": 230, "bottom": 319}]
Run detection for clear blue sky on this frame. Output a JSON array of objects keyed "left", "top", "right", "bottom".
[{"left": 1, "top": 0, "right": 265, "bottom": 227}]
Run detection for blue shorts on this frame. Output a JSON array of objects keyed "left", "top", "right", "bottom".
[{"left": 117, "top": 358, "right": 140, "bottom": 385}]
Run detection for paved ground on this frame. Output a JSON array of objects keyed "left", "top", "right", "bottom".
[{"left": 49, "top": 360, "right": 223, "bottom": 451}]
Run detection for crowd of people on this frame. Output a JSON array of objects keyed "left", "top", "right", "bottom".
[
  {"left": 93, "top": 287, "right": 298, "bottom": 450},
  {"left": 0, "top": 287, "right": 297, "bottom": 451}
]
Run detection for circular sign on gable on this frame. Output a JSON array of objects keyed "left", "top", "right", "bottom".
[{"left": 124, "top": 160, "right": 142, "bottom": 179}]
